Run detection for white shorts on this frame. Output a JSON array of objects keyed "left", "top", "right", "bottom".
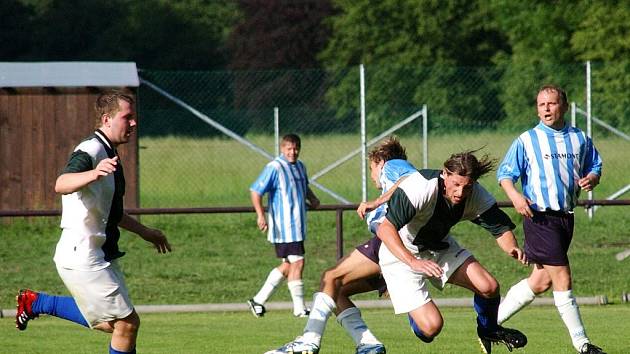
[
  {"left": 56, "top": 260, "right": 134, "bottom": 327},
  {"left": 379, "top": 235, "right": 472, "bottom": 314}
]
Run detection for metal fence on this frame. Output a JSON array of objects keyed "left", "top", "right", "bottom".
[{"left": 136, "top": 62, "right": 629, "bottom": 209}]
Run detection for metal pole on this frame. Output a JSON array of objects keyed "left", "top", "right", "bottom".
[
  {"left": 586, "top": 61, "right": 593, "bottom": 219},
  {"left": 422, "top": 104, "right": 428, "bottom": 169},
  {"left": 571, "top": 102, "right": 576, "bottom": 127},
  {"left": 274, "top": 107, "right": 279, "bottom": 156},
  {"left": 336, "top": 208, "right": 344, "bottom": 260},
  {"left": 360, "top": 64, "right": 367, "bottom": 202}
]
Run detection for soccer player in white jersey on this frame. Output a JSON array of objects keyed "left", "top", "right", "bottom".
[
  {"left": 15, "top": 91, "right": 172, "bottom": 354},
  {"left": 496, "top": 85, "right": 605, "bottom": 354},
  {"left": 249, "top": 134, "right": 320, "bottom": 318},
  {"left": 377, "top": 151, "right": 529, "bottom": 354},
  {"left": 265, "top": 136, "right": 415, "bottom": 354}
]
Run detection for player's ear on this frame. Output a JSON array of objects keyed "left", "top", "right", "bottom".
[{"left": 100, "top": 114, "right": 110, "bottom": 128}]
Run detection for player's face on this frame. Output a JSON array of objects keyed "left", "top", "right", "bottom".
[
  {"left": 102, "top": 99, "right": 136, "bottom": 146},
  {"left": 442, "top": 170, "right": 474, "bottom": 205},
  {"left": 369, "top": 159, "right": 385, "bottom": 189},
  {"left": 280, "top": 141, "right": 299, "bottom": 163},
  {"left": 537, "top": 90, "right": 566, "bottom": 129}
]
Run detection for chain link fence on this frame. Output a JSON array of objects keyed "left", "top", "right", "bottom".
[{"left": 136, "top": 62, "right": 630, "bottom": 208}]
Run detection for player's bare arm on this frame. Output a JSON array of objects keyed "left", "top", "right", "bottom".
[
  {"left": 306, "top": 187, "right": 320, "bottom": 209},
  {"left": 55, "top": 156, "right": 119, "bottom": 194},
  {"left": 578, "top": 173, "right": 600, "bottom": 191},
  {"left": 377, "top": 219, "right": 443, "bottom": 278},
  {"left": 119, "top": 214, "right": 171, "bottom": 254},
  {"left": 495, "top": 230, "right": 527, "bottom": 265},
  {"left": 500, "top": 179, "right": 534, "bottom": 218},
  {"left": 250, "top": 190, "right": 268, "bottom": 232},
  {"left": 356, "top": 176, "right": 408, "bottom": 219}
]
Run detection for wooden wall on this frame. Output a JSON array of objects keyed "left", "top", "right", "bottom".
[{"left": 0, "top": 87, "right": 139, "bottom": 212}]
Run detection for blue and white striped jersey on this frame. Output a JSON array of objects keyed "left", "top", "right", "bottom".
[
  {"left": 365, "top": 159, "right": 417, "bottom": 233},
  {"left": 250, "top": 155, "right": 309, "bottom": 243},
  {"left": 497, "top": 122, "right": 602, "bottom": 212}
]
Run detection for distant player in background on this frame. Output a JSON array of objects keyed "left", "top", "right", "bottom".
[
  {"left": 248, "top": 134, "right": 320, "bottom": 318},
  {"left": 266, "top": 136, "right": 415, "bottom": 354},
  {"left": 16, "top": 90, "right": 172, "bottom": 354},
  {"left": 496, "top": 85, "right": 605, "bottom": 354}
]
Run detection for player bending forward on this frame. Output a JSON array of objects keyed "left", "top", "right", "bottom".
[{"left": 377, "top": 150, "right": 529, "bottom": 354}]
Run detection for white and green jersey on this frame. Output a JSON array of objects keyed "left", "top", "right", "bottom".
[
  {"left": 386, "top": 170, "right": 514, "bottom": 254},
  {"left": 54, "top": 130, "right": 125, "bottom": 271}
]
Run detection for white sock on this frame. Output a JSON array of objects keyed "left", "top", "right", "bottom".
[
  {"left": 554, "top": 290, "right": 589, "bottom": 351},
  {"left": 288, "top": 280, "right": 307, "bottom": 315},
  {"left": 336, "top": 307, "right": 381, "bottom": 346},
  {"left": 498, "top": 279, "right": 536, "bottom": 325},
  {"left": 301, "top": 292, "right": 336, "bottom": 346},
  {"left": 253, "top": 268, "right": 285, "bottom": 304}
]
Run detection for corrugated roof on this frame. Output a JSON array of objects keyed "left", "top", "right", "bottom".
[{"left": 0, "top": 62, "right": 139, "bottom": 88}]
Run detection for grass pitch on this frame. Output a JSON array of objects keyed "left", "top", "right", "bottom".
[{"left": 1, "top": 306, "right": 628, "bottom": 353}]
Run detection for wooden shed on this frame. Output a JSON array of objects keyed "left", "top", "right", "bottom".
[{"left": 0, "top": 62, "right": 140, "bottom": 213}]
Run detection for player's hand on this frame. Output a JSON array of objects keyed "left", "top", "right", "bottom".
[
  {"left": 93, "top": 156, "right": 118, "bottom": 179},
  {"left": 512, "top": 194, "right": 534, "bottom": 218},
  {"left": 507, "top": 247, "right": 528, "bottom": 265},
  {"left": 257, "top": 214, "right": 268, "bottom": 232},
  {"left": 307, "top": 197, "right": 320, "bottom": 209},
  {"left": 409, "top": 258, "right": 443, "bottom": 278},
  {"left": 357, "top": 201, "right": 376, "bottom": 219},
  {"left": 141, "top": 228, "right": 171, "bottom": 254},
  {"left": 578, "top": 174, "right": 599, "bottom": 191}
]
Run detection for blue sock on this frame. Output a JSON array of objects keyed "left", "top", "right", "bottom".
[
  {"left": 408, "top": 314, "right": 434, "bottom": 343},
  {"left": 109, "top": 345, "right": 136, "bottom": 354},
  {"left": 474, "top": 294, "right": 500, "bottom": 334},
  {"left": 31, "top": 293, "right": 89, "bottom": 327}
]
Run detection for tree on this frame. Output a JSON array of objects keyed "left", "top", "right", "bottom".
[
  {"left": 571, "top": 2, "right": 630, "bottom": 131},
  {"left": 0, "top": 0, "right": 35, "bottom": 60},
  {"left": 488, "top": 0, "right": 589, "bottom": 131},
  {"left": 226, "top": 0, "right": 337, "bottom": 134},
  {"left": 319, "top": 0, "right": 510, "bottom": 132}
]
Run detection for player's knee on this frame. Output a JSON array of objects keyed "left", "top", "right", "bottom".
[
  {"left": 477, "top": 278, "right": 500, "bottom": 298},
  {"left": 409, "top": 314, "right": 442, "bottom": 342},
  {"left": 320, "top": 267, "right": 341, "bottom": 286},
  {"left": 117, "top": 313, "right": 140, "bottom": 335}
]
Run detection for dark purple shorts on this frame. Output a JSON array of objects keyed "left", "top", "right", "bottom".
[
  {"left": 356, "top": 236, "right": 387, "bottom": 296},
  {"left": 523, "top": 210, "right": 574, "bottom": 266},
  {"left": 356, "top": 236, "right": 382, "bottom": 263},
  {"left": 274, "top": 241, "right": 305, "bottom": 259}
]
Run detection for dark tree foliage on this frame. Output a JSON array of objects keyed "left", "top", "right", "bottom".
[
  {"left": 226, "top": 0, "right": 338, "bottom": 134},
  {"left": 0, "top": 0, "right": 35, "bottom": 60},
  {"left": 228, "top": 0, "right": 335, "bottom": 70},
  {"left": 8, "top": 0, "right": 237, "bottom": 70}
]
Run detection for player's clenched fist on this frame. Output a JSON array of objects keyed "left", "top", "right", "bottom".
[{"left": 94, "top": 156, "right": 118, "bottom": 179}]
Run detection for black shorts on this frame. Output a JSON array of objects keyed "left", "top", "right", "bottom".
[
  {"left": 356, "top": 236, "right": 387, "bottom": 296},
  {"left": 523, "top": 210, "right": 574, "bottom": 266},
  {"left": 274, "top": 241, "right": 305, "bottom": 259},
  {"left": 356, "top": 236, "right": 382, "bottom": 264}
]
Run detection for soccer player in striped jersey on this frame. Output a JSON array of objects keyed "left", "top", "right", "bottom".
[
  {"left": 265, "top": 136, "right": 415, "bottom": 354},
  {"left": 15, "top": 91, "right": 172, "bottom": 354},
  {"left": 497, "top": 85, "right": 605, "bottom": 354},
  {"left": 248, "top": 134, "right": 320, "bottom": 318}
]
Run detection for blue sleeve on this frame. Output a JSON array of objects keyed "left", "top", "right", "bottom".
[
  {"left": 383, "top": 159, "right": 416, "bottom": 183},
  {"left": 582, "top": 137, "right": 602, "bottom": 177},
  {"left": 497, "top": 139, "right": 525, "bottom": 183},
  {"left": 250, "top": 163, "right": 277, "bottom": 195}
]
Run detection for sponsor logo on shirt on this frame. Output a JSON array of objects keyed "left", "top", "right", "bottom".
[{"left": 543, "top": 153, "right": 579, "bottom": 160}]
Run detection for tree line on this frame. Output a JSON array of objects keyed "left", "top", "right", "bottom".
[{"left": 3, "top": 0, "right": 630, "bottom": 132}]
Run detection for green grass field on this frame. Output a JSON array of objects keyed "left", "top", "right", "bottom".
[
  {"left": 2, "top": 132, "right": 629, "bottom": 352},
  {"left": 2, "top": 306, "right": 629, "bottom": 353}
]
